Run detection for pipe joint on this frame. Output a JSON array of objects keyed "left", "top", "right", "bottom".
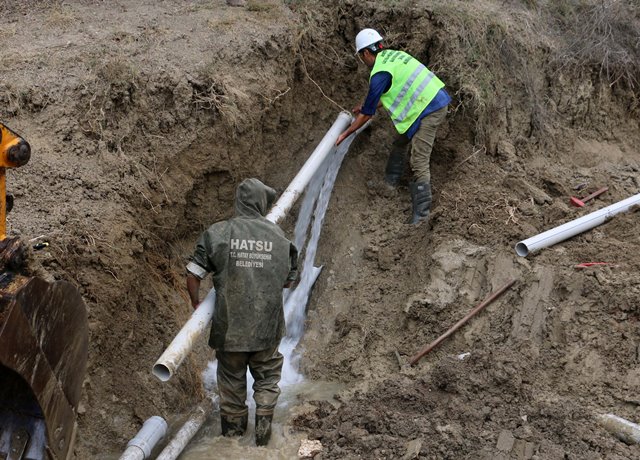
[{"left": 120, "top": 416, "right": 168, "bottom": 460}]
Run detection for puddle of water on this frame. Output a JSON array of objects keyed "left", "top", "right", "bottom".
[{"left": 179, "top": 380, "right": 343, "bottom": 460}]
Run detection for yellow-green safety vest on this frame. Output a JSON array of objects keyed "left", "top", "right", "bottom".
[{"left": 370, "top": 49, "right": 445, "bottom": 134}]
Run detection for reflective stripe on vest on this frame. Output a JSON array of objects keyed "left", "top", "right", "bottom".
[{"left": 370, "top": 50, "right": 445, "bottom": 134}]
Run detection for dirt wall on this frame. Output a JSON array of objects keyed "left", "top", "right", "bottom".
[{"left": 1, "top": 0, "right": 639, "bottom": 458}]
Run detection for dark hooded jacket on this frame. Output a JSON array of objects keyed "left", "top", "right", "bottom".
[{"left": 187, "top": 178, "right": 298, "bottom": 352}]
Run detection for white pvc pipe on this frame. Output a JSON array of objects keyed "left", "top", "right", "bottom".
[
  {"left": 152, "top": 112, "right": 353, "bottom": 382},
  {"left": 156, "top": 405, "right": 208, "bottom": 460},
  {"left": 119, "top": 416, "right": 168, "bottom": 460},
  {"left": 266, "top": 111, "right": 353, "bottom": 224},
  {"left": 515, "top": 192, "right": 640, "bottom": 257},
  {"left": 599, "top": 413, "right": 640, "bottom": 444},
  {"left": 153, "top": 288, "right": 217, "bottom": 381}
]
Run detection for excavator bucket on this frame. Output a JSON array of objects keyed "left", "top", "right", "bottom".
[
  {"left": 0, "top": 275, "right": 88, "bottom": 459},
  {"left": 0, "top": 121, "right": 88, "bottom": 459}
]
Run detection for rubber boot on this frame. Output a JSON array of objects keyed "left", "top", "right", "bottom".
[
  {"left": 221, "top": 414, "right": 248, "bottom": 437},
  {"left": 384, "top": 150, "right": 406, "bottom": 187},
  {"left": 255, "top": 414, "right": 273, "bottom": 446},
  {"left": 407, "top": 181, "right": 432, "bottom": 225}
]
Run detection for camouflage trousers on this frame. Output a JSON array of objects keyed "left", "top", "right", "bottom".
[{"left": 216, "top": 345, "right": 283, "bottom": 417}]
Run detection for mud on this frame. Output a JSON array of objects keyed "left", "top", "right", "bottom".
[{"left": 1, "top": 0, "right": 639, "bottom": 458}]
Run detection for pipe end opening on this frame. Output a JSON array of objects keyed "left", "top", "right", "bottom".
[
  {"left": 153, "top": 363, "right": 172, "bottom": 382},
  {"left": 515, "top": 242, "right": 529, "bottom": 257}
]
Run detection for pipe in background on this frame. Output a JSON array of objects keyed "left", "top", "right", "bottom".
[{"left": 515, "top": 192, "right": 640, "bottom": 257}]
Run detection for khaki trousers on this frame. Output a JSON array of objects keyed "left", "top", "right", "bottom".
[
  {"left": 216, "top": 345, "right": 283, "bottom": 417},
  {"left": 408, "top": 106, "right": 448, "bottom": 184}
]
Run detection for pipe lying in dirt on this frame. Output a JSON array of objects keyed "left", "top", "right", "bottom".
[
  {"left": 599, "top": 414, "right": 640, "bottom": 445},
  {"left": 515, "top": 193, "right": 640, "bottom": 257},
  {"left": 156, "top": 403, "right": 209, "bottom": 460},
  {"left": 119, "top": 416, "right": 168, "bottom": 460},
  {"left": 409, "top": 279, "right": 516, "bottom": 366},
  {"left": 152, "top": 112, "right": 353, "bottom": 382}
]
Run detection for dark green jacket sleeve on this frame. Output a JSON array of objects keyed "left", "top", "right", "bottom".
[
  {"left": 187, "top": 230, "right": 214, "bottom": 279},
  {"left": 287, "top": 242, "right": 299, "bottom": 282}
]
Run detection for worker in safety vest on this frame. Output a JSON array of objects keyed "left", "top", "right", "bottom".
[
  {"left": 186, "top": 178, "right": 298, "bottom": 446},
  {"left": 336, "top": 28, "right": 451, "bottom": 225}
]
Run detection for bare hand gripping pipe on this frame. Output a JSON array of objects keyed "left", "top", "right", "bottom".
[
  {"left": 152, "top": 112, "right": 354, "bottom": 382},
  {"left": 516, "top": 192, "right": 640, "bottom": 257}
]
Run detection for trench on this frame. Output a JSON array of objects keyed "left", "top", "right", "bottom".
[
  {"left": 90, "top": 8, "right": 640, "bottom": 459},
  {"left": 155, "top": 116, "right": 367, "bottom": 458},
  {"left": 2, "top": 1, "right": 640, "bottom": 458}
]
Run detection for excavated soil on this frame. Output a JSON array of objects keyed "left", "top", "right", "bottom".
[{"left": 1, "top": 0, "right": 639, "bottom": 459}]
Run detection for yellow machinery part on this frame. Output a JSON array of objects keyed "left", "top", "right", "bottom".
[{"left": 0, "top": 122, "right": 31, "bottom": 240}]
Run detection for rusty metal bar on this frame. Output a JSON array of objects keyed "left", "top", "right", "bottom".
[{"left": 409, "top": 279, "right": 516, "bottom": 366}]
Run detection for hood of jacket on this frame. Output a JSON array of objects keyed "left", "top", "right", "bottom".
[{"left": 234, "top": 178, "right": 277, "bottom": 218}]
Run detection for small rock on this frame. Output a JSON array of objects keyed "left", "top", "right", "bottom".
[
  {"left": 497, "top": 140, "right": 516, "bottom": 161},
  {"left": 496, "top": 430, "right": 515, "bottom": 452},
  {"left": 402, "top": 439, "right": 422, "bottom": 459},
  {"left": 226, "top": 0, "right": 246, "bottom": 6},
  {"left": 298, "top": 439, "right": 322, "bottom": 458},
  {"left": 364, "top": 245, "right": 379, "bottom": 261},
  {"left": 513, "top": 439, "right": 535, "bottom": 459},
  {"left": 377, "top": 247, "right": 394, "bottom": 270}
]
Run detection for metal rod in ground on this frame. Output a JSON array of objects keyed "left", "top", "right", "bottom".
[
  {"left": 156, "top": 401, "right": 211, "bottom": 460},
  {"left": 409, "top": 279, "right": 517, "bottom": 366}
]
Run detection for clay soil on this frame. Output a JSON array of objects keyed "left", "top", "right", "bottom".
[{"left": 1, "top": 0, "right": 640, "bottom": 459}]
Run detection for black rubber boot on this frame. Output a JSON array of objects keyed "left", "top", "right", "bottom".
[
  {"left": 407, "top": 181, "right": 432, "bottom": 225},
  {"left": 255, "top": 414, "right": 273, "bottom": 446},
  {"left": 384, "top": 150, "right": 407, "bottom": 187},
  {"left": 221, "top": 414, "right": 248, "bottom": 437}
]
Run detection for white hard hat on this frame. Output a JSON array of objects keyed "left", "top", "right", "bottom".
[{"left": 355, "top": 28, "right": 383, "bottom": 53}]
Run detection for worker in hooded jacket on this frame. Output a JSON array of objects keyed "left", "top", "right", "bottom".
[
  {"left": 186, "top": 178, "right": 298, "bottom": 447},
  {"left": 336, "top": 28, "right": 451, "bottom": 225}
]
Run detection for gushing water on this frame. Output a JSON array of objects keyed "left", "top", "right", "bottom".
[{"left": 279, "top": 135, "right": 355, "bottom": 384}]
